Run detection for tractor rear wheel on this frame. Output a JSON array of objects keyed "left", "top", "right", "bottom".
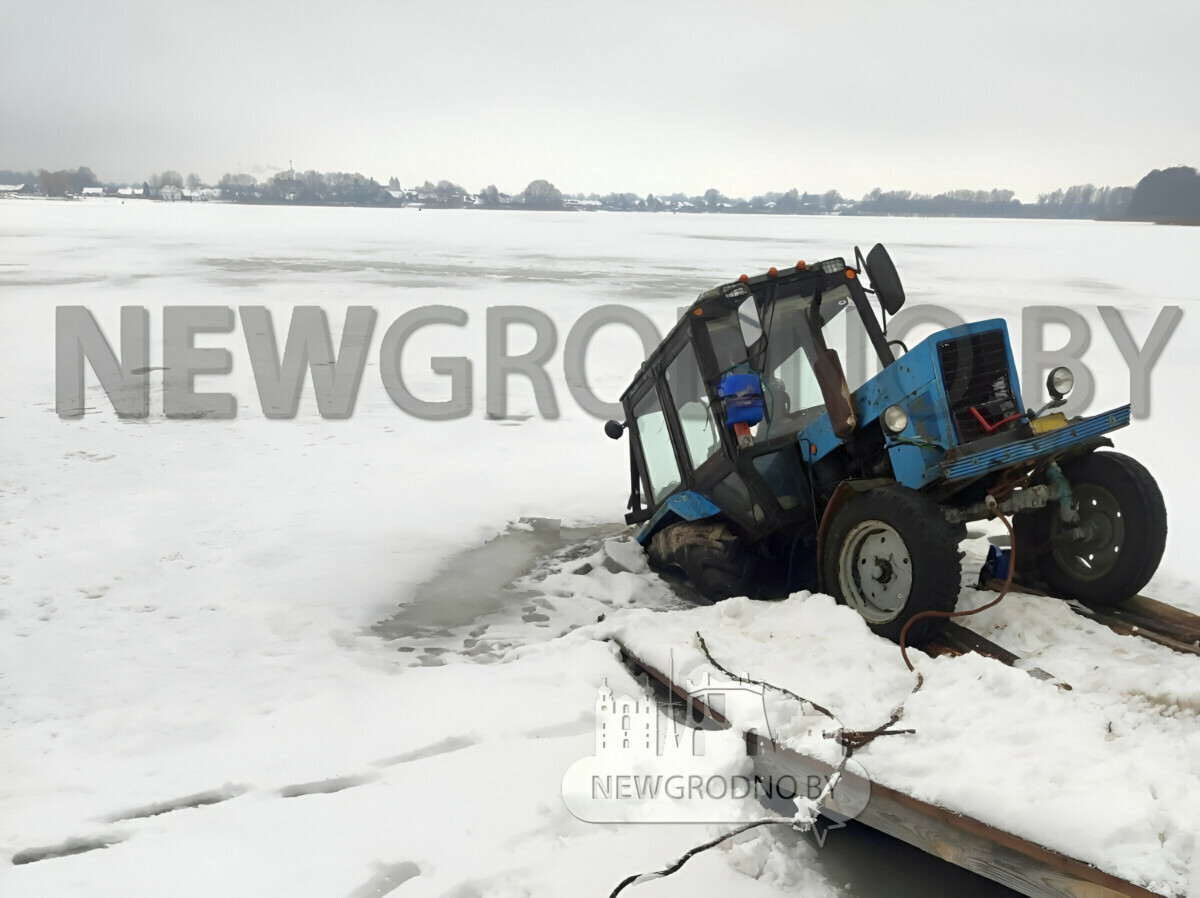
[
  {"left": 822, "top": 485, "right": 961, "bottom": 644},
  {"left": 647, "top": 521, "right": 751, "bottom": 602},
  {"left": 1017, "top": 451, "right": 1166, "bottom": 606}
]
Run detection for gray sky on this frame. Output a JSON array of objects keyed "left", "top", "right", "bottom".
[{"left": 3, "top": 0, "right": 1198, "bottom": 200}]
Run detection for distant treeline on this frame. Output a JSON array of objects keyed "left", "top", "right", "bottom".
[{"left": 3, "top": 165, "right": 1198, "bottom": 224}]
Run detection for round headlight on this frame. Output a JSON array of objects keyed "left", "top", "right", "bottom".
[
  {"left": 882, "top": 404, "right": 909, "bottom": 434},
  {"left": 1047, "top": 366, "right": 1074, "bottom": 400}
]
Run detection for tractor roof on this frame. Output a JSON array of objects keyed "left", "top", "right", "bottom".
[{"left": 617, "top": 256, "right": 854, "bottom": 407}]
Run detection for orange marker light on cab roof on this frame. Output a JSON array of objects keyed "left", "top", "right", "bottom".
[
  {"left": 693, "top": 308, "right": 703, "bottom": 316},
  {"left": 767, "top": 267, "right": 778, "bottom": 277},
  {"left": 738, "top": 274, "right": 749, "bottom": 283},
  {"left": 796, "top": 260, "right": 806, "bottom": 270},
  {"left": 846, "top": 269, "right": 856, "bottom": 278},
  {"left": 810, "top": 443, "right": 818, "bottom": 454}
]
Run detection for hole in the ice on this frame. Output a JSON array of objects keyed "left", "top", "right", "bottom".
[{"left": 370, "top": 519, "right": 625, "bottom": 645}]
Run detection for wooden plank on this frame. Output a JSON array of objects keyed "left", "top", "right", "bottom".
[
  {"left": 614, "top": 640, "right": 1164, "bottom": 898},
  {"left": 984, "top": 579, "right": 1200, "bottom": 658}
]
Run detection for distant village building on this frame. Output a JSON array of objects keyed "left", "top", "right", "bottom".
[
  {"left": 117, "top": 187, "right": 144, "bottom": 197},
  {"left": 0, "top": 184, "right": 26, "bottom": 196},
  {"left": 81, "top": 187, "right": 104, "bottom": 197},
  {"left": 160, "top": 185, "right": 183, "bottom": 201}
]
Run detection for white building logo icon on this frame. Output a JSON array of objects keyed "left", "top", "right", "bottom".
[
  {"left": 593, "top": 675, "right": 779, "bottom": 759},
  {"left": 595, "top": 683, "right": 656, "bottom": 753}
]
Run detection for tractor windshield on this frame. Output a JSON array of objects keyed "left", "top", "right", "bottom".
[{"left": 757, "top": 285, "right": 857, "bottom": 430}]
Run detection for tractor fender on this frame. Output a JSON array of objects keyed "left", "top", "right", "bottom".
[{"left": 816, "top": 478, "right": 896, "bottom": 592}]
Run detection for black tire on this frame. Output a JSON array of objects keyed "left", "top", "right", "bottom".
[
  {"left": 1016, "top": 451, "right": 1166, "bottom": 606},
  {"left": 647, "top": 521, "right": 750, "bottom": 601},
  {"left": 821, "top": 485, "right": 961, "bottom": 644}
]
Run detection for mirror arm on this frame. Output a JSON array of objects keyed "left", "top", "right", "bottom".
[{"left": 848, "top": 280, "right": 896, "bottom": 367}]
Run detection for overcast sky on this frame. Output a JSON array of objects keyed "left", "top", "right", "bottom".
[{"left": 2, "top": 0, "right": 1198, "bottom": 200}]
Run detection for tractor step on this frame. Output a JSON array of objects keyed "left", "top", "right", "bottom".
[{"left": 981, "top": 578, "right": 1200, "bottom": 657}]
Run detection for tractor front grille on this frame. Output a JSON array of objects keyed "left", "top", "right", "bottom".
[{"left": 937, "top": 330, "right": 1021, "bottom": 444}]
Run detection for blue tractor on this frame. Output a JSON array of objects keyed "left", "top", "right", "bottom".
[{"left": 606, "top": 246, "right": 1167, "bottom": 643}]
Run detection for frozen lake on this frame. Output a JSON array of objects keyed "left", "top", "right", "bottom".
[{"left": 2, "top": 200, "right": 1198, "bottom": 896}]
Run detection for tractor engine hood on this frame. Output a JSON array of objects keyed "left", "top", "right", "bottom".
[{"left": 799, "top": 318, "right": 1023, "bottom": 476}]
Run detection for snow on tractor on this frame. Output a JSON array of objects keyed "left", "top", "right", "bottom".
[{"left": 605, "top": 246, "right": 1167, "bottom": 644}]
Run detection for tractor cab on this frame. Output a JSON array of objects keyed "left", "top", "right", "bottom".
[{"left": 612, "top": 251, "right": 897, "bottom": 547}]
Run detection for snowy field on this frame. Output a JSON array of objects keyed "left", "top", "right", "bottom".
[{"left": 2, "top": 200, "right": 1199, "bottom": 897}]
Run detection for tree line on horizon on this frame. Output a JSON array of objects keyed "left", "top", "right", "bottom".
[{"left": 3, "top": 165, "right": 1198, "bottom": 224}]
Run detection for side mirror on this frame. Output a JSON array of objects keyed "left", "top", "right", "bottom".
[
  {"left": 865, "top": 244, "right": 906, "bottom": 315},
  {"left": 605, "top": 420, "right": 625, "bottom": 439}
]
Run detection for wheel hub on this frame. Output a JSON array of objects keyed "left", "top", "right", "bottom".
[
  {"left": 1051, "top": 483, "right": 1125, "bottom": 582},
  {"left": 839, "top": 520, "right": 914, "bottom": 624}
]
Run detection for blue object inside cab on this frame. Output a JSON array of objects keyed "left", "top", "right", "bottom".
[{"left": 718, "top": 373, "right": 764, "bottom": 427}]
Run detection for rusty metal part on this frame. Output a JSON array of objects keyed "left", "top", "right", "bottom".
[{"left": 943, "top": 482, "right": 1066, "bottom": 525}]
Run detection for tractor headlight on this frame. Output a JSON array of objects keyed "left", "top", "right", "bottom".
[
  {"left": 882, "top": 404, "right": 909, "bottom": 434},
  {"left": 1047, "top": 366, "right": 1074, "bottom": 400}
]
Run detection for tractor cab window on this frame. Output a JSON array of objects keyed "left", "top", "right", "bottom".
[
  {"left": 665, "top": 342, "right": 721, "bottom": 470},
  {"left": 633, "top": 387, "right": 681, "bottom": 504},
  {"left": 762, "top": 285, "right": 856, "bottom": 427},
  {"left": 706, "top": 296, "right": 762, "bottom": 376}
]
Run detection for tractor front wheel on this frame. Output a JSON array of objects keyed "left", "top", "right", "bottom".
[
  {"left": 1017, "top": 451, "right": 1166, "bottom": 606},
  {"left": 822, "top": 485, "right": 962, "bottom": 644}
]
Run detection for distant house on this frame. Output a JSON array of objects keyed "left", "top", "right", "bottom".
[
  {"left": 387, "top": 189, "right": 405, "bottom": 201},
  {"left": 81, "top": 186, "right": 104, "bottom": 197},
  {"left": 564, "top": 198, "right": 601, "bottom": 209},
  {"left": 160, "top": 185, "right": 183, "bottom": 201},
  {"left": 0, "top": 184, "right": 25, "bottom": 195},
  {"left": 117, "top": 187, "right": 144, "bottom": 197}
]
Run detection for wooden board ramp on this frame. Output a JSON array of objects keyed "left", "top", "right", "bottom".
[
  {"left": 984, "top": 580, "right": 1200, "bottom": 658},
  {"left": 613, "top": 639, "right": 1165, "bottom": 898}
]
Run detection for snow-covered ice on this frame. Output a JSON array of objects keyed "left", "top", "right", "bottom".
[{"left": 2, "top": 200, "right": 1199, "bottom": 896}]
